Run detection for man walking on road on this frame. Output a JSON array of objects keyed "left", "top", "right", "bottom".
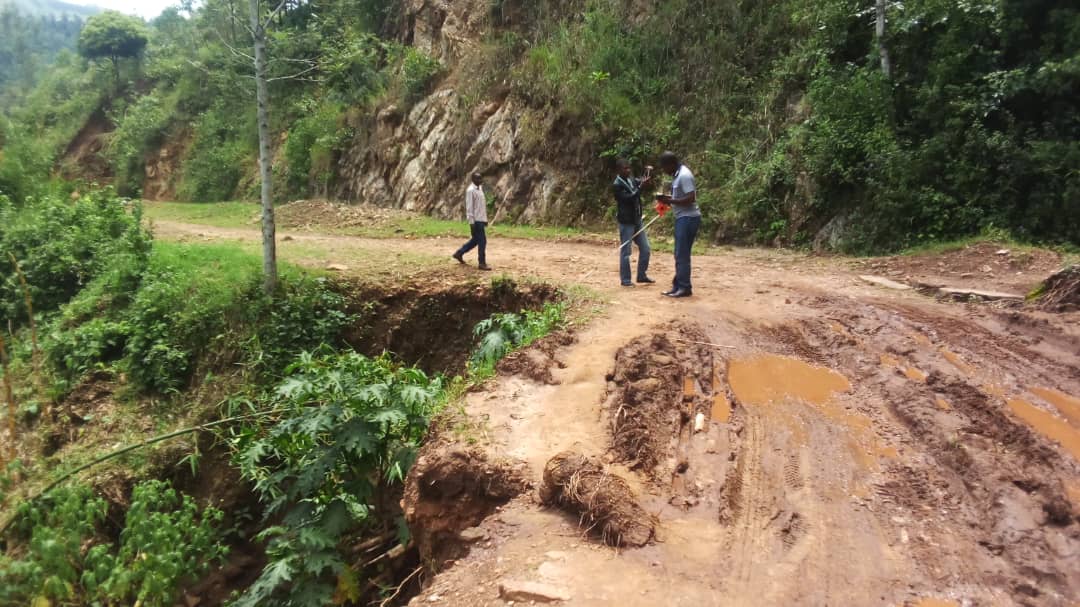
[
  {"left": 613, "top": 158, "right": 655, "bottom": 287},
  {"left": 453, "top": 172, "right": 491, "bottom": 271},
  {"left": 657, "top": 151, "right": 700, "bottom": 298}
]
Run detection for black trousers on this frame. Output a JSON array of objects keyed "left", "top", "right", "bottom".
[{"left": 455, "top": 221, "right": 487, "bottom": 265}]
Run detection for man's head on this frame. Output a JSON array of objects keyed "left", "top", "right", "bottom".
[
  {"left": 615, "top": 158, "right": 632, "bottom": 178},
  {"left": 658, "top": 151, "right": 680, "bottom": 175},
  {"left": 472, "top": 172, "right": 483, "bottom": 186}
]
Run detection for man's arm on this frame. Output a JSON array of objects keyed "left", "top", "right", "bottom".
[
  {"left": 466, "top": 190, "right": 477, "bottom": 223},
  {"left": 670, "top": 191, "right": 697, "bottom": 207}
]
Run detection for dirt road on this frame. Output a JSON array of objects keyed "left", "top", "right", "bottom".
[{"left": 153, "top": 219, "right": 1080, "bottom": 606}]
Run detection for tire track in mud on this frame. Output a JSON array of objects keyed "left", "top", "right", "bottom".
[{"left": 770, "top": 296, "right": 1080, "bottom": 605}]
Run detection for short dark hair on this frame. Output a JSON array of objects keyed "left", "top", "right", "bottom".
[
  {"left": 471, "top": 172, "right": 482, "bottom": 182},
  {"left": 659, "top": 151, "right": 679, "bottom": 167}
]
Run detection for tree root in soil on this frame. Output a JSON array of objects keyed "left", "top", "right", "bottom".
[
  {"left": 539, "top": 451, "right": 656, "bottom": 547},
  {"left": 1035, "top": 266, "right": 1080, "bottom": 311}
]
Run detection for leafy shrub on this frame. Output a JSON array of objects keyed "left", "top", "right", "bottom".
[
  {"left": 107, "top": 93, "right": 172, "bottom": 196},
  {"left": 283, "top": 98, "right": 351, "bottom": 197},
  {"left": 232, "top": 351, "right": 443, "bottom": 606},
  {"left": 178, "top": 100, "right": 252, "bottom": 202},
  {"left": 0, "top": 190, "right": 152, "bottom": 327},
  {"left": 470, "top": 302, "right": 565, "bottom": 375},
  {"left": 0, "top": 481, "right": 226, "bottom": 607},
  {"left": 397, "top": 46, "right": 442, "bottom": 103}
]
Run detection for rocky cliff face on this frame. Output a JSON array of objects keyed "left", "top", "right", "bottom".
[{"left": 335, "top": 0, "right": 594, "bottom": 224}]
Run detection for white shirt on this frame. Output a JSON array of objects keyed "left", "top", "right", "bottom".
[{"left": 466, "top": 183, "right": 487, "bottom": 224}]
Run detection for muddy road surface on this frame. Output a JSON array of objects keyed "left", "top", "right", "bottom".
[{"left": 153, "top": 219, "right": 1080, "bottom": 606}]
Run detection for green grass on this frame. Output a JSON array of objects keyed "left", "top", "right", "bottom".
[
  {"left": 145, "top": 201, "right": 258, "bottom": 229},
  {"left": 143, "top": 201, "right": 601, "bottom": 241}
]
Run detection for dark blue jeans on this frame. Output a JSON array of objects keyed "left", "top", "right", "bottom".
[
  {"left": 456, "top": 221, "right": 487, "bottom": 265},
  {"left": 673, "top": 215, "right": 701, "bottom": 292},
  {"left": 618, "top": 222, "right": 651, "bottom": 285}
]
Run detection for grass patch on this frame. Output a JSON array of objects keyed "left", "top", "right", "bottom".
[{"left": 144, "top": 201, "right": 257, "bottom": 229}]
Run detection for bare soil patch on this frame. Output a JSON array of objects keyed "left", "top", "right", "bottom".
[
  {"left": 276, "top": 199, "right": 415, "bottom": 231},
  {"left": 857, "top": 241, "right": 1062, "bottom": 295}
]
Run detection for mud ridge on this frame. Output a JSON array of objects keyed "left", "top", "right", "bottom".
[{"left": 606, "top": 322, "right": 713, "bottom": 476}]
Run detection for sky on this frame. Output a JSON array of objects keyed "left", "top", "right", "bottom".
[{"left": 66, "top": 0, "right": 176, "bottom": 19}]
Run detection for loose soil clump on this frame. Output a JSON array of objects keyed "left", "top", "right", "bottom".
[
  {"left": 606, "top": 322, "right": 713, "bottom": 475},
  {"left": 496, "top": 331, "right": 575, "bottom": 384},
  {"left": 403, "top": 443, "right": 530, "bottom": 568},
  {"left": 538, "top": 451, "right": 656, "bottom": 547},
  {"left": 1034, "top": 266, "right": 1080, "bottom": 312}
]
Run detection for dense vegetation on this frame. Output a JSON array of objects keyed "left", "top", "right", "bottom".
[
  {"left": 0, "top": 187, "right": 565, "bottom": 604},
  {"left": 1, "top": 0, "right": 1076, "bottom": 251},
  {"left": 0, "top": 2, "right": 91, "bottom": 93}
]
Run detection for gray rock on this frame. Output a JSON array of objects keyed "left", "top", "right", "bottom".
[{"left": 498, "top": 580, "right": 571, "bottom": 603}]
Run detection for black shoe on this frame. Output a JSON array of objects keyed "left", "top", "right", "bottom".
[
  {"left": 478, "top": 264, "right": 492, "bottom": 271},
  {"left": 621, "top": 282, "right": 635, "bottom": 288},
  {"left": 637, "top": 276, "right": 656, "bottom": 284},
  {"left": 662, "top": 288, "right": 676, "bottom": 296},
  {"left": 665, "top": 289, "right": 692, "bottom": 298},
  {"left": 452, "top": 252, "right": 465, "bottom": 264}
]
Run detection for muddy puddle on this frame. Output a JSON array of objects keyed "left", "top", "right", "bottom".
[
  {"left": 728, "top": 354, "right": 895, "bottom": 469},
  {"left": 1030, "top": 387, "right": 1080, "bottom": 426},
  {"left": 729, "top": 354, "right": 851, "bottom": 406},
  {"left": 880, "top": 354, "right": 928, "bottom": 382},
  {"left": 1006, "top": 397, "right": 1080, "bottom": 460}
]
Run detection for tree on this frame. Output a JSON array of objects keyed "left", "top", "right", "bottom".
[
  {"left": 248, "top": 0, "right": 283, "bottom": 294},
  {"left": 238, "top": 0, "right": 319, "bottom": 295},
  {"left": 77, "top": 11, "right": 149, "bottom": 84},
  {"left": 875, "top": 0, "right": 891, "bottom": 78}
]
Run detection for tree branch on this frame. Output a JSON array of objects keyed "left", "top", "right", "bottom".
[{"left": 262, "top": 0, "right": 290, "bottom": 29}]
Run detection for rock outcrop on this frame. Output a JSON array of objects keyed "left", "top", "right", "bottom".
[{"left": 335, "top": 0, "right": 593, "bottom": 223}]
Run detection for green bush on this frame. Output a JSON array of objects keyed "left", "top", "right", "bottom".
[
  {"left": 397, "top": 46, "right": 442, "bottom": 103},
  {"left": 108, "top": 93, "right": 172, "bottom": 196},
  {"left": 0, "top": 481, "right": 226, "bottom": 607},
  {"left": 178, "top": 101, "right": 253, "bottom": 202},
  {"left": 0, "top": 190, "right": 152, "bottom": 327},
  {"left": 470, "top": 302, "right": 565, "bottom": 376},
  {"left": 42, "top": 240, "right": 352, "bottom": 393},
  {"left": 232, "top": 351, "right": 443, "bottom": 606},
  {"left": 283, "top": 98, "right": 351, "bottom": 197}
]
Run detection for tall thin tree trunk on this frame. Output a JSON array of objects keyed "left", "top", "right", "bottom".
[
  {"left": 250, "top": 0, "right": 278, "bottom": 294},
  {"left": 876, "top": 0, "right": 891, "bottom": 78}
]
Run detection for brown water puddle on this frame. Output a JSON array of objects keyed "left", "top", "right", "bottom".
[
  {"left": 940, "top": 348, "right": 975, "bottom": 375},
  {"left": 880, "top": 354, "right": 927, "bottom": 382},
  {"left": 711, "top": 368, "right": 732, "bottom": 423},
  {"left": 730, "top": 354, "right": 852, "bottom": 406},
  {"left": 909, "top": 331, "right": 932, "bottom": 346},
  {"left": 729, "top": 354, "right": 893, "bottom": 469},
  {"left": 1006, "top": 397, "right": 1080, "bottom": 461},
  {"left": 1031, "top": 387, "right": 1080, "bottom": 427},
  {"left": 904, "top": 367, "right": 928, "bottom": 382}
]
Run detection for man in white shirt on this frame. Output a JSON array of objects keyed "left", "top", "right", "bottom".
[
  {"left": 452, "top": 173, "right": 492, "bottom": 270},
  {"left": 657, "top": 151, "right": 700, "bottom": 298}
]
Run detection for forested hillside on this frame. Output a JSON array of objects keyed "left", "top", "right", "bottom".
[
  {"left": 0, "top": 0, "right": 96, "bottom": 92},
  {"left": 1, "top": 0, "right": 1077, "bottom": 252}
]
